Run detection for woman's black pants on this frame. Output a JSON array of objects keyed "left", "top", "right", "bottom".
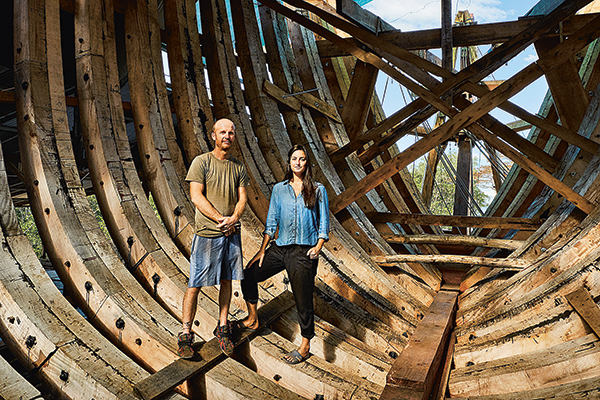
[{"left": 241, "top": 243, "right": 318, "bottom": 340}]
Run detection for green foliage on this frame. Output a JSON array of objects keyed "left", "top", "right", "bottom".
[
  {"left": 15, "top": 206, "right": 44, "bottom": 257},
  {"left": 411, "top": 148, "right": 491, "bottom": 215}
]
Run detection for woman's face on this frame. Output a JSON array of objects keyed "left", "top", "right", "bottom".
[{"left": 290, "top": 149, "right": 307, "bottom": 176}]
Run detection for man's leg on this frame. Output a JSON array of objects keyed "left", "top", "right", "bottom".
[
  {"left": 218, "top": 279, "right": 232, "bottom": 327},
  {"left": 182, "top": 287, "right": 201, "bottom": 333}
]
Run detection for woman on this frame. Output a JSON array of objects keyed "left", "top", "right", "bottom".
[{"left": 237, "top": 144, "right": 329, "bottom": 364}]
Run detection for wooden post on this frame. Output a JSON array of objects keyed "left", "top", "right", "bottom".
[{"left": 453, "top": 134, "right": 472, "bottom": 219}]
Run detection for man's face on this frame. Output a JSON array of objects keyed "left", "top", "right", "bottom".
[{"left": 212, "top": 120, "right": 235, "bottom": 150}]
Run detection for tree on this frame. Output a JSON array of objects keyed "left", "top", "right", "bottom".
[{"left": 411, "top": 147, "right": 491, "bottom": 215}]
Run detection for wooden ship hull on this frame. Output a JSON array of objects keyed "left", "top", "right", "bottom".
[{"left": 1, "top": 0, "right": 600, "bottom": 398}]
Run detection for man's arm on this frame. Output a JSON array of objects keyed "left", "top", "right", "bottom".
[{"left": 190, "top": 181, "right": 223, "bottom": 222}]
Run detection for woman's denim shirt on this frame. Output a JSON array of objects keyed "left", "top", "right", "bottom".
[{"left": 264, "top": 181, "right": 329, "bottom": 246}]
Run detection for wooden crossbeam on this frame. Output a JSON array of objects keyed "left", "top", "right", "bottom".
[
  {"left": 0, "top": 91, "right": 133, "bottom": 110},
  {"left": 336, "top": 0, "right": 395, "bottom": 33},
  {"left": 383, "top": 234, "right": 523, "bottom": 250},
  {"left": 133, "top": 291, "right": 295, "bottom": 400},
  {"left": 368, "top": 212, "right": 542, "bottom": 230},
  {"left": 373, "top": 254, "right": 528, "bottom": 270},
  {"left": 340, "top": 60, "right": 378, "bottom": 141},
  {"left": 330, "top": 10, "right": 600, "bottom": 214},
  {"left": 566, "top": 287, "right": 600, "bottom": 338},
  {"left": 316, "top": 13, "right": 600, "bottom": 57},
  {"left": 381, "top": 290, "right": 458, "bottom": 399},
  {"left": 262, "top": 80, "right": 341, "bottom": 123}
]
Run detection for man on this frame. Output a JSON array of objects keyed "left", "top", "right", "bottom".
[{"left": 178, "top": 118, "right": 249, "bottom": 358}]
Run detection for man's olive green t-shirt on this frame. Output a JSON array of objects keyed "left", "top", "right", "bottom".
[{"left": 185, "top": 152, "right": 249, "bottom": 238}]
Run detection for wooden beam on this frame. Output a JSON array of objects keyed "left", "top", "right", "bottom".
[
  {"left": 382, "top": 291, "right": 458, "bottom": 399},
  {"left": 383, "top": 234, "right": 523, "bottom": 250},
  {"left": 368, "top": 212, "right": 542, "bottom": 230},
  {"left": 441, "top": 0, "right": 452, "bottom": 74},
  {"left": 374, "top": 255, "right": 528, "bottom": 270},
  {"left": 0, "top": 90, "right": 133, "bottom": 110},
  {"left": 316, "top": 13, "right": 600, "bottom": 57},
  {"left": 566, "top": 287, "right": 600, "bottom": 338},
  {"left": 336, "top": 0, "right": 395, "bottom": 33},
  {"left": 133, "top": 291, "right": 296, "bottom": 400},
  {"left": 330, "top": 12, "right": 600, "bottom": 213},
  {"left": 453, "top": 134, "right": 472, "bottom": 217},
  {"left": 421, "top": 143, "right": 446, "bottom": 208},
  {"left": 262, "top": 80, "right": 302, "bottom": 112},
  {"left": 340, "top": 60, "right": 378, "bottom": 140},
  {"left": 472, "top": 126, "right": 596, "bottom": 215}
]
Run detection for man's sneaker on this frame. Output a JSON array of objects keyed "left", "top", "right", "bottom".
[
  {"left": 177, "top": 332, "right": 195, "bottom": 359},
  {"left": 214, "top": 322, "right": 234, "bottom": 356}
]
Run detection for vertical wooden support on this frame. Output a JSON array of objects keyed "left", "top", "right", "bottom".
[
  {"left": 441, "top": 0, "right": 453, "bottom": 75},
  {"left": 453, "top": 134, "right": 472, "bottom": 218},
  {"left": 381, "top": 290, "right": 458, "bottom": 400},
  {"left": 421, "top": 144, "right": 446, "bottom": 209},
  {"left": 341, "top": 60, "right": 378, "bottom": 141}
]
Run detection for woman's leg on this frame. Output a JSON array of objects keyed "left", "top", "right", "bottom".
[
  {"left": 240, "top": 244, "right": 286, "bottom": 328},
  {"left": 285, "top": 245, "right": 318, "bottom": 358}
]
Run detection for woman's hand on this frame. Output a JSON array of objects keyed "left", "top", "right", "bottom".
[
  {"left": 246, "top": 248, "right": 266, "bottom": 268},
  {"left": 306, "top": 246, "right": 321, "bottom": 259}
]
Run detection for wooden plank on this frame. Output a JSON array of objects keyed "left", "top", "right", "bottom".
[
  {"left": 315, "top": 13, "right": 600, "bottom": 56},
  {"left": 336, "top": 0, "right": 395, "bottom": 33},
  {"left": 0, "top": 351, "right": 42, "bottom": 400},
  {"left": 368, "top": 212, "right": 542, "bottom": 230},
  {"left": 383, "top": 234, "right": 522, "bottom": 250},
  {"left": 262, "top": 80, "right": 302, "bottom": 112},
  {"left": 453, "top": 135, "right": 472, "bottom": 217},
  {"left": 134, "top": 291, "right": 295, "bottom": 400},
  {"left": 340, "top": 60, "right": 378, "bottom": 140},
  {"left": 373, "top": 255, "right": 528, "bottom": 270},
  {"left": 566, "top": 287, "right": 600, "bottom": 338},
  {"left": 384, "top": 291, "right": 458, "bottom": 397},
  {"left": 432, "top": 331, "right": 456, "bottom": 400}
]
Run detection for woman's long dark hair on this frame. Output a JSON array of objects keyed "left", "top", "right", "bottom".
[{"left": 284, "top": 144, "right": 317, "bottom": 208}]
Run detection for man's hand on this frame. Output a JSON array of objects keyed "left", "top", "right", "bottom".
[{"left": 217, "top": 216, "right": 238, "bottom": 236}]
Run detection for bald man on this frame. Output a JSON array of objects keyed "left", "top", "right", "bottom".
[{"left": 179, "top": 118, "right": 249, "bottom": 358}]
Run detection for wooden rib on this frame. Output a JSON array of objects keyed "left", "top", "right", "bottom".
[
  {"left": 336, "top": 0, "right": 394, "bottom": 33},
  {"left": 0, "top": 97, "right": 152, "bottom": 400},
  {"left": 315, "top": 13, "right": 600, "bottom": 56},
  {"left": 230, "top": 0, "right": 290, "bottom": 179},
  {"left": 124, "top": 0, "right": 196, "bottom": 257},
  {"left": 441, "top": 0, "right": 452, "bottom": 74},
  {"left": 75, "top": 0, "right": 196, "bottom": 326},
  {"left": 0, "top": 349, "right": 42, "bottom": 400},
  {"left": 340, "top": 60, "right": 378, "bottom": 141},
  {"left": 383, "top": 234, "right": 522, "bottom": 250},
  {"left": 164, "top": 0, "right": 214, "bottom": 158},
  {"left": 565, "top": 287, "right": 600, "bottom": 337},
  {"left": 368, "top": 212, "right": 542, "bottom": 230},
  {"left": 374, "top": 254, "right": 527, "bottom": 270}
]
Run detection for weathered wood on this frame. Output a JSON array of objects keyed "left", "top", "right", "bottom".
[
  {"left": 441, "top": 0, "right": 452, "bottom": 74},
  {"left": 0, "top": 351, "right": 42, "bottom": 400},
  {"left": 566, "top": 287, "right": 600, "bottom": 338},
  {"left": 450, "top": 334, "right": 600, "bottom": 396},
  {"left": 133, "top": 291, "right": 295, "bottom": 400},
  {"left": 336, "top": 0, "right": 394, "bottom": 33},
  {"left": 341, "top": 60, "right": 378, "bottom": 141},
  {"left": 454, "top": 135, "right": 472, "bottom": 217},
  {"left": 315, "top": 13, "right": 600, "bottom": 56},
  {"left": 368, "top": 212, "right": 542, "bottom": 230},
  {"left": 383, "top": 291, "right": 457, "bottom": 398},
  {"left": 262, "top": 80, "right": 302, "bottom": 112},
  {"left": 374, "top": 255, "right": 528, "bottom": 270},
  {"left": 432, "top": 331, "right": 455, "bottom": 400},
  {"left": 383, "top": 234, "right": 522, "bottom": 250}
]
